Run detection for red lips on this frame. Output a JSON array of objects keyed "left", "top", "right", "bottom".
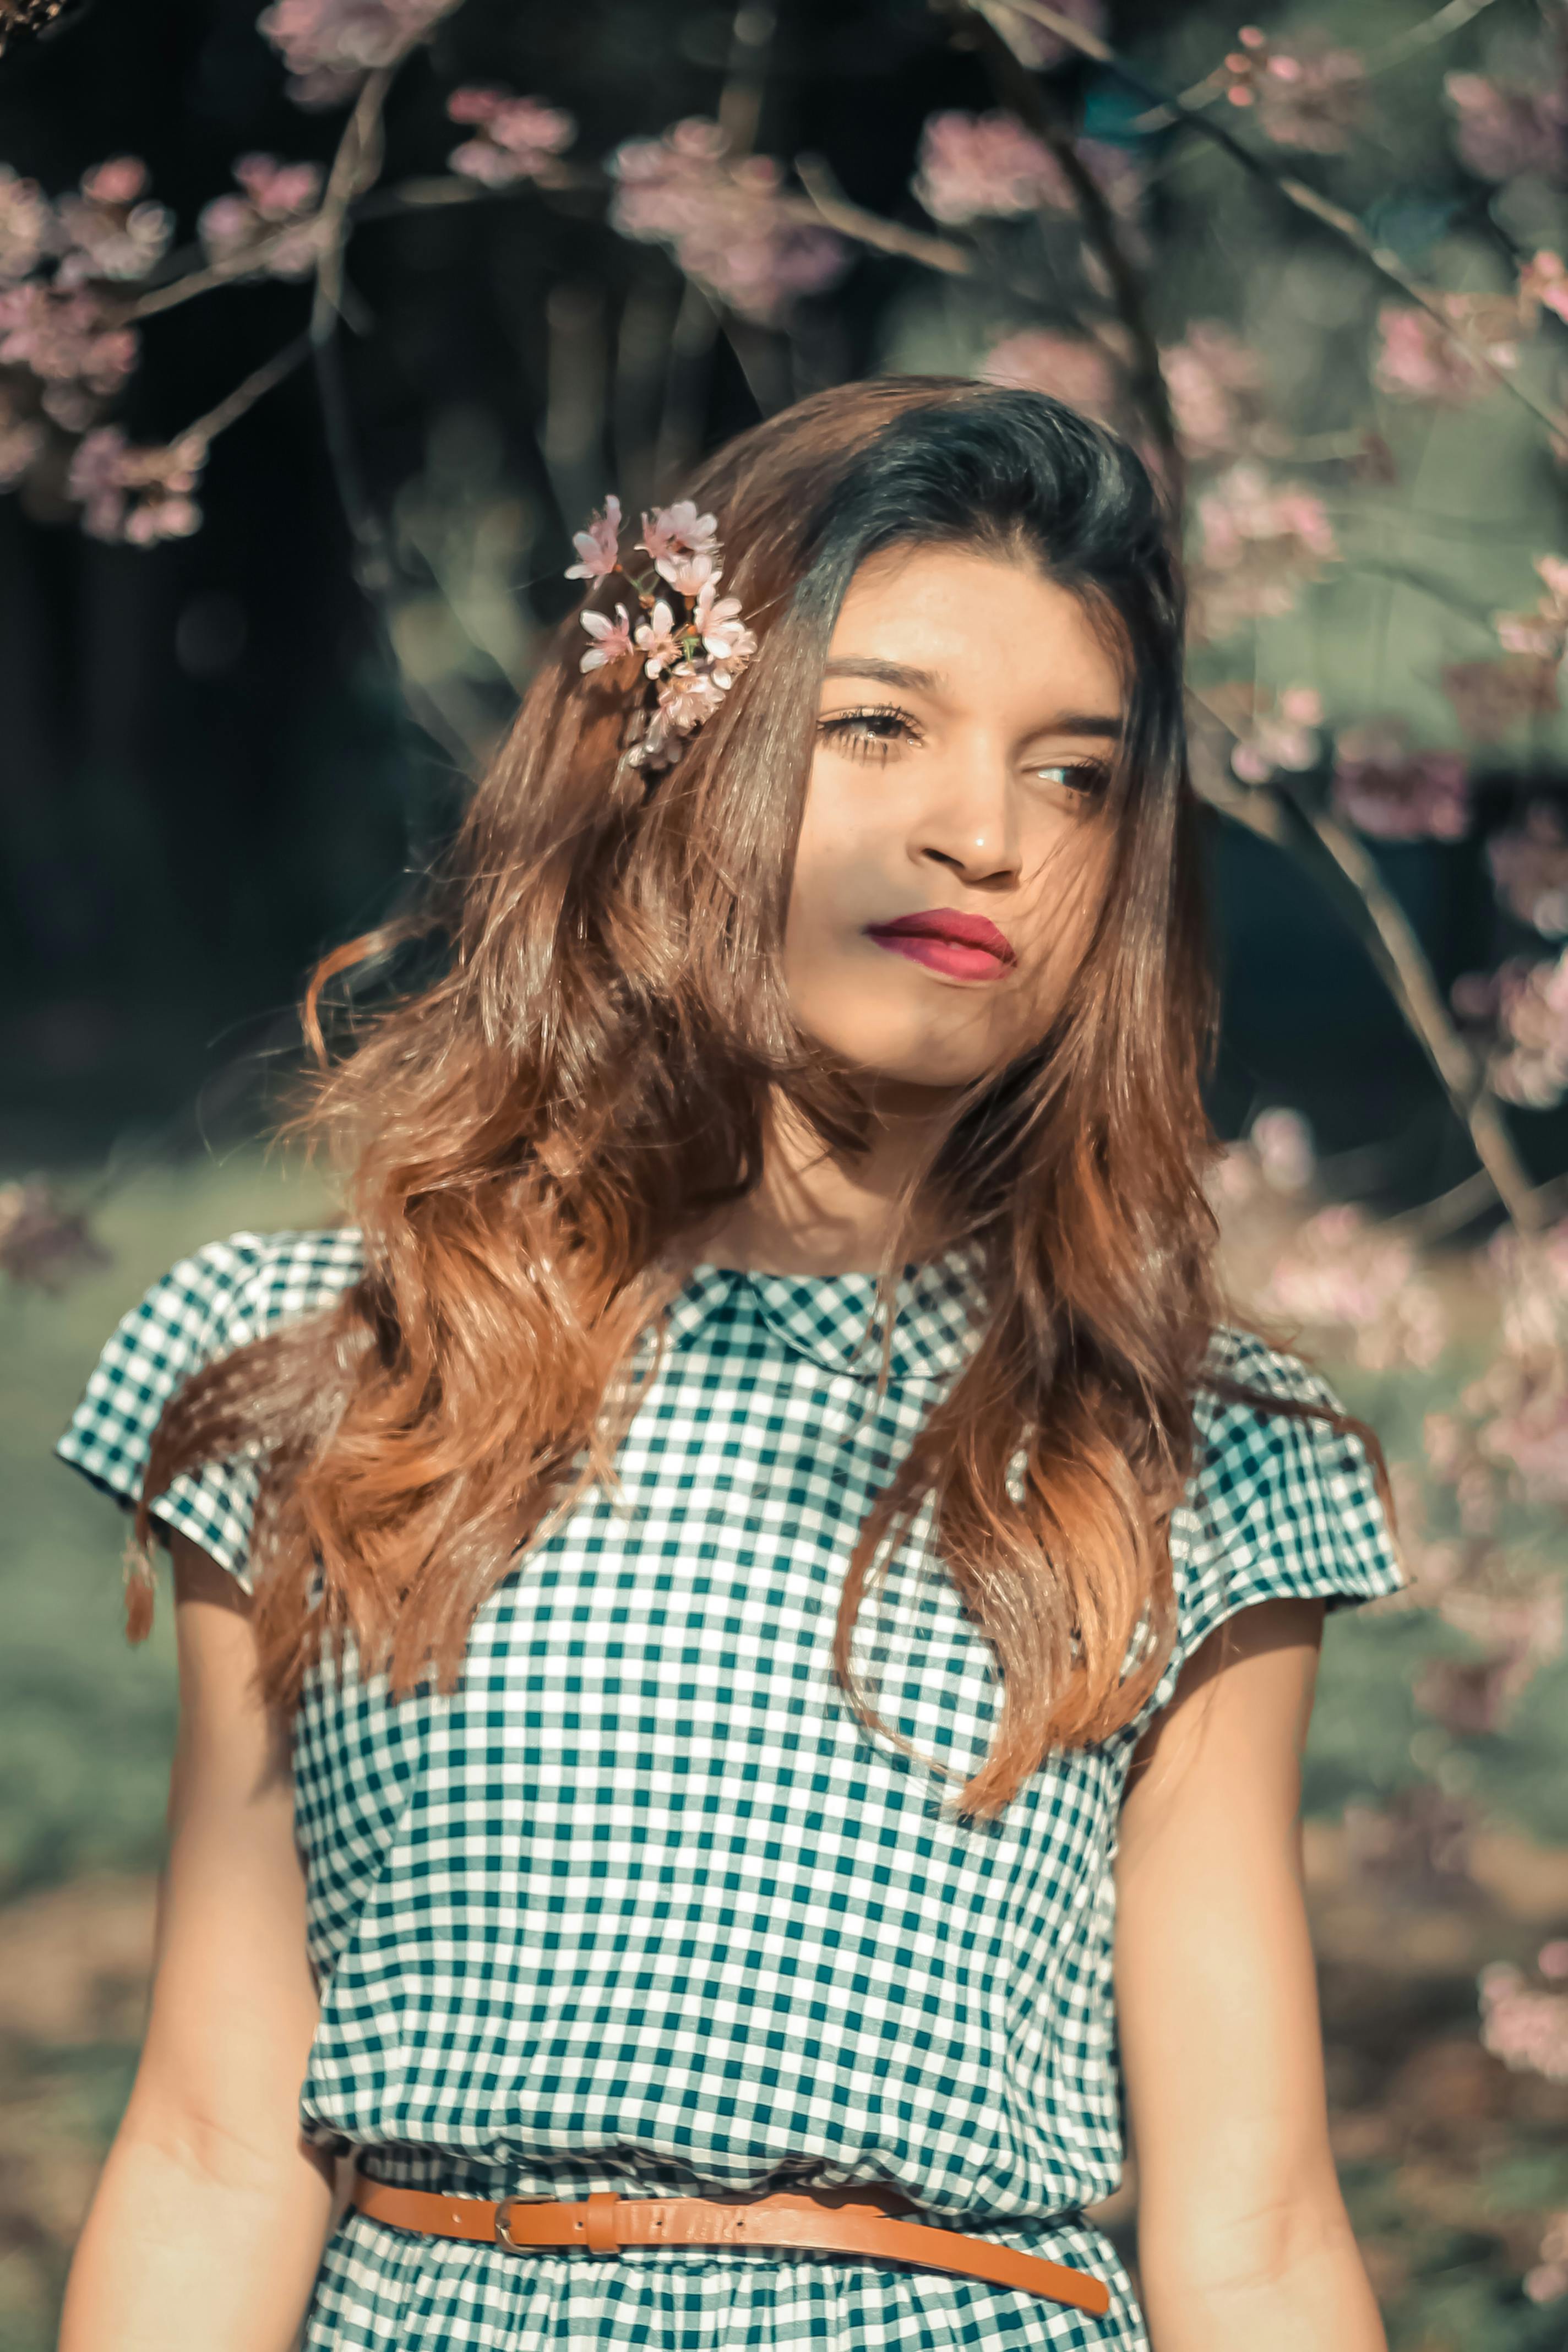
[{"left": 864, "top": 907, "right": 1016, "bottom": 982}]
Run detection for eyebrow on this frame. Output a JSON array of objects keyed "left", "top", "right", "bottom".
[
  {"left": 823, "top": 657, "right": 944, "bottom": 692},
  {"left": 822, "top": 656, "right": 1125, "bottom": 736}
]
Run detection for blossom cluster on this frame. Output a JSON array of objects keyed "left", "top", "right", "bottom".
[
  {"left": 0, "top": 154, "right": 203, "bottom": 535},
  {"left": 1374, "top": 297, "right": 1518, "bottom": 407},
  {"left": 1446, "top": 67, "right": 1568, "bottom": 187},
  {"left": 1488, "top": 804, "right": 1568, "bottom": 937},
  {"left": 257, "top": 0, "right": 460, "bottom": 108},
  {"left": 68, "top": 426, "right": 206, "bottom": 546},
  {"left": 567, "top": 496, "right": 757, "bottom": 770},
  {"left": 981, "top": 330, "right": 1121, "bottom": 427},
  {"left": 1495, "top": 554, "right": 1568, "bottom": 667},
  {"left": 1457, "top": 951, "right": 1568, "bottom": 1108},
  {"left": 609, "top": 119, "right": 845, "bottom": 326},
  {"left": 1257, "top": 1202, "right": 1446, "bottom": 1372},
  {"left": 1442, "top": 652, "right": 1559, "bottom": 744},
  {"left": 198, "top": 154, "right": 325, "bottom": 279},
  {"left": 0, "top": 1179, "right": 108, "bottom": 1291},
  {"left": 1329, "top": 723, "right": 1469, "bottom": 843},
  {"left": 1220, "top": 26, "right": 1368, "bottom": 153},
  {"left": 1479, "top": 1957, "right": 1568, "bottom": 2082},
  {"left": 1219, "top": 684, "right": 1322, "bottom": 786},
  {"left": 1159, "top": 320, "right": 1268, "bottom": 463},
  {"left": 447, "top": 88, "right": 576, "bottom": 188},
  {"left": 912, "top": 111, "right": 1139, "bottom": 229},
  {"left": 1189, "top": 463, "right": 1338, "bottom": 640}
]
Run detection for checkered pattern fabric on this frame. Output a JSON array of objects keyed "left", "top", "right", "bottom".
[{"left": 58, "top": 1229, "right": 1403, "bottom": 2350}]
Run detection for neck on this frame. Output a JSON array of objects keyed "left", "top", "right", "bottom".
[{"left": 690, "top": 1085, "right": 958, "bottom": 1276}]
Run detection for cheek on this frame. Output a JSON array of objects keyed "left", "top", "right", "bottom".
[{"left": 783, "top": 760, "right": 870, "bottom": 956}]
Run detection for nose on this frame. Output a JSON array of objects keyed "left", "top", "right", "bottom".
[{"left": 912, "top": 742, "right": 1020, "bottom": 888}]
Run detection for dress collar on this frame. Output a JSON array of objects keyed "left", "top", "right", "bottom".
[{"left": 660, "top": 1244, "right": 990, "bottom": 1385}]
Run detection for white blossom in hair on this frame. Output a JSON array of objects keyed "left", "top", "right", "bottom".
[{"left": 565, "top": 493, "right": 757, "bottom": 769}]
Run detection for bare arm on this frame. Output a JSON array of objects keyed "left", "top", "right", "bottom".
[
  {"left": 1115, "top": 1597, "right": 1386, "bottom": 2352},
  {"left": 59, "top": 1533, "right": 339, "bottom": 2352}
]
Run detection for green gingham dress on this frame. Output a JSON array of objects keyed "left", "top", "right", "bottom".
[{"left": 58, "top": 1229, "right": 1403, "bottom": 2351}]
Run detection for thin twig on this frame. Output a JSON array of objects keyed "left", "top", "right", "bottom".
[
  {"left": 973, "top": 0, "right": 1567, "bottom": 447},
  {"left": 653, "top": 3, "right": 777, "bottom": 488},
  {"left": 791, "top": 157, "right": 971, "bottom": 274},
  {"left": 313, "top": 68, "right": 393, "bottom": 341},
  {"left": 1133, "top": 0, "right": 1503, "bottom": 133},
  {"left": 966, "top": 4, "right": 1182, "bottom": 500},
  {"left": 181, "top": 332, "right": 312, "bottom": 448},
  {"left": 1190, "top": 715, "right": 1542, "bottom": 1231}
]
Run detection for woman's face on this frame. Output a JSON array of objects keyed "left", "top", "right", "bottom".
[{"left": 782, "top": 540, "right": 1125, "bottom": 1092}]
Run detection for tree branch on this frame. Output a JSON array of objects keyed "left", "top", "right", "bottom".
[
  {"left": 977, "top": 0, "right": 1567, "bottom": 447},
  {"left": 966, "top": 4, "right": 1182, "bottom": 500},
  {"left": 1189, "top": 714, "right": 1542, "bottom": 1231}
]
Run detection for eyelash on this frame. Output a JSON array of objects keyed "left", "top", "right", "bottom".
[{"left": 816, "top": 704, "right": 1111, "bottom": 794}]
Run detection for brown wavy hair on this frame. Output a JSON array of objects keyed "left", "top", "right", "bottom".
[{"left": 135, "top": 376, "right": 1335, "bottom": 1815}]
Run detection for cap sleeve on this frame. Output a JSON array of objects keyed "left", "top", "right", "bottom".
[
  {"left": 1144, "top": 1329, "right": 1406, "bottom": 1713},
  {"left": 55, "top": 1228, "right": 364, "bottom": 1591}
]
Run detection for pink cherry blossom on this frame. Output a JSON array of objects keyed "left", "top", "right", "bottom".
[
  {"left": 1222, "top": 29, "right": 1367, "bottom": 152},
  {"left": 911, "top": 113, "right": 1141, "bottom": 230},
  {"left": 447, "top": 88, "right": 576, "bottom": 187},
  {"left": 982, "top": 331, "right": 1120, "bottom": 425},
  {"left": 1445, "top": 70, "right": 1568, "bottom": 186},
  {"left": 693, "top": 578, "right": 755, "bottom": 676},
  {"left": 54, "top": 156, "right": 172, "bottom": 286},
  {"left": 636, "top": 502, "right": 718, "bottom": 564},
  {"left": 1330, "top": 725, "right": 1469, "bottom": 842},
  {"left": 1228, "top": 686, "right": 1322, "bottom": 785},
  {"left": 1525, "top": 2260, "right": 1568, "bottom": 2304},
  {"left": 1160, "top": 321, "right": 1268, "bottom": 462},
  {"left": 0, "top": 282, "right": 137, "bottom": 394},
  {"left": 634, "top": 598, "right": 684, "bottom": 679},
  {"left": 565, "top": 494, "right": 623, "bottom": 582},
  {"left": 578, "top": 604, "right": 634, "bottom": 672},
  {"left": 0, "top": 1180, "right": 108, "bottom": 1291},
  {"left": 0, "top": 165, "right": 49, "bottom": 280},
  {"left": 1442, "top": 655, "right": 1559, "bottom": 743},
  {"left": 1190, "top": 464, "right": 1338, "bottom": 639},
  {"left": 257, "top": 0, "right": 460, "bottom": 106},
  {"left": 1480, "top": 1382, "right": 1568, "bottom": 1502},
  {"left": 1519, "top": 249, "right": 1568, "bottom": 328},
  {"left": 0, "top": 404, "right": 41, "bottom": 488},
  {"left": 609, "top": 120, "right": 845, "bottom": 326},
  {"left": 1374, "top": 301, "right": 1515, "bottom": 406},
  {"left": 1479, "top": 1961, "right": 1568, "bottom": 2081},
  {"left": 914, "top": 111, "right": 1074, "bottom": 224},
  {"left": 1257, "top": 1202, "right": 1445, "bottom": 1370},
  {"left": 1488, "top": 805, "right": 1568, "bottom": 936},
  {"left": 655, "top": 661, "right": 727, "bottom": 733},
  {"left": 1486, "top": 950, "right": 1568, "bottom": 1107},
  {"left": 1250, "top": 1105, "right": 1315, "bottom": 1193},
  {"left": 199, "top": 154, "right": 325, "bottom": 278},
  {"left": 1540, "top": 1942, "right": 1568, "bottom": 1980},
  {"left": 1494, "top": 554, "right": 1568, "bottom": 664},
  {"left": 654, "top": 547, "right": 717, "bottom": 599},
  {"left": 68, "top": 427, "right": 205, "bottom": 544}
]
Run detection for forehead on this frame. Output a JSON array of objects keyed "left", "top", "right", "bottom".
[{"left": 827, "top": 540, "right": 1126, "bottom": 710}]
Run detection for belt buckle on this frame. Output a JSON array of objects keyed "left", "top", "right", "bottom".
[
  {"left": 496, "top": 2191, "right": 623, "bottom": 2257},
  {"left": 494, "top": 2192, "right": 550, "bottom": 2254}
]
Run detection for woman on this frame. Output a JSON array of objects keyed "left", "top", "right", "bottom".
[{"left": 57, "top": 378, "right": 1400, "bottom": 2352}]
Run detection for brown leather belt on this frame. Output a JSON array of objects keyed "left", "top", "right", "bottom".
[{"left": 351, "top": 2176, "right": 1110, "bottom": 2317}]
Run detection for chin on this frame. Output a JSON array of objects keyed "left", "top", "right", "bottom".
[{"left": 816, "top": 1020, "right": 1003, "bottom": 1094}]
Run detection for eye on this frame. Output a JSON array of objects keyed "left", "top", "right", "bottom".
[
  {"left": 816, "top": 703, "right": 924, "bottom": 762},
  {"left": 1030, "top": 758, "right": 1110, "bottom": 798}
]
